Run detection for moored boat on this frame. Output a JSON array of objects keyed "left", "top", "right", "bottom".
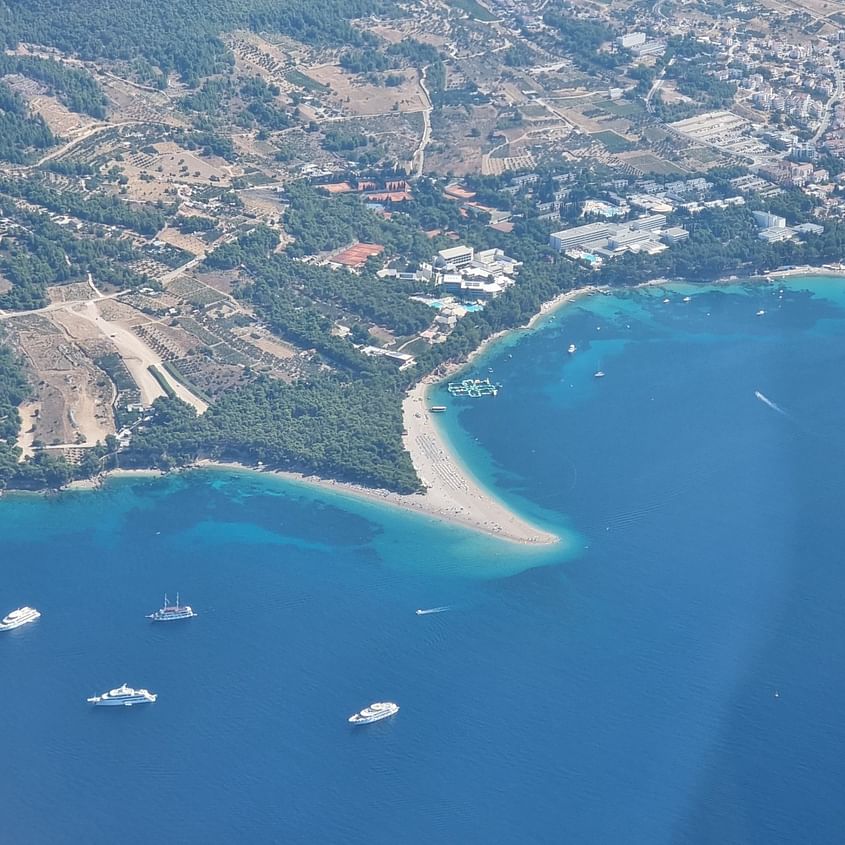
[
  {"left": 87, "top": 684, "right": 157, "bottom": 707},
  {"left": 348, "top": 702, "right": 399, "bottom": 725},
  {"left": 430, "top": 405, "right": 447, "bottom": 413},
  {"left": 0, "top": 606, "right": 41, "bottom": 631}
]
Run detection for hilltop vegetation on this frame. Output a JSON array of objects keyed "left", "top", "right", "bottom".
[
  {"left": 1, "top": 0, "right": 387, "bottom": 84},
  {"left": 126, "top": 376, "right": 419, "bottom": 492},
  {"left": 0, "top": 55, "right": 107, "bottom": 117},
  {"left": 0, "top": 344, "right": 29, "bottom": 482},
  {"left": 0, "top": 82, "right": 54, "bottom": 163},
  {"left": 0, "top": 197, "right": 152, "bottom": 310}
]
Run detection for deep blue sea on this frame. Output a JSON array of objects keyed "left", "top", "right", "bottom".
[{"left": 4, "top": 275, "right": 845, "bottom": 844}]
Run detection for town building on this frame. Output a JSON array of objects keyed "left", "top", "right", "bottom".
[
  {"left": 752, "top": 211, "right": 787, "bottom": 229},
  {"left": 549, "top": 215, "right": 683, "bottom": 258},
  {"left": 550, "top": 222, "right": 614, "bottom": 252},
  {"left": 618, "top": 32, "right": 646, "bottom": 49},
  {"left": 662, "top": 227, "right": 690, "bottom": 245},
  {"left": 437, "top": 245, "right": 474, "bottom": 269},
  {"left": 360, "top": 347, "right": 416, "bottom": 370}
]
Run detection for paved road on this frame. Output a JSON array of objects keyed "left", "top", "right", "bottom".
[{"left": 813, "top": 64, "right": 844, "bottom": 143}]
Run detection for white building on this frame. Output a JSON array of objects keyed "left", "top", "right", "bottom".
[
  {"left": 360, "top": 346, "right": 416, "bottom": 370},
  {"left": 437, "top": 244, "right": 474, "bottom": 268},
  {"left": 550, "top": 222, "right": 614, "bottom": 252},
  {"left": 630, "top": 213, "right": 667, "bottom": 231},
  {"left": 752, "top": 211, "right": 787, "bottom": 229},
  {"left": 758, "top": 227, "right": 794, "bottom": 243},
  {"left": 662, "top": 227, "right": 689, "bottom": 245},
  {"left": 618, "top": 32, "right": 646, "bottom": 49}
]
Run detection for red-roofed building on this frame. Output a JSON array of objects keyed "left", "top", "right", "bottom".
[
  {"left": 330, "top": 242, "right": 385, "bottom": 269},
  {"left": 365, "top": 190, "right": 412, "bottom": 203},
  {"left": 444, "top": 184, "right": 477, "bottom": 201},
  {"left": 320, "top": 182, "right": 354, "bottom": 194}
]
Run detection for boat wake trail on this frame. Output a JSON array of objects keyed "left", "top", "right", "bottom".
[
  {"left": 755, "top": 390, "right": 787, "bottom": 416},
  {"left": 415, "top": 606, "right": 453, "bottom": 616}
]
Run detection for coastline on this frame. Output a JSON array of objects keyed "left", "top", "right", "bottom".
[
  {"left": 15, "top": 269, "right": 843, "bottom": 539},
  {"left": 58, "top": 459, "right": 559, "bottom": 545},
  {"left": 64, "top": 468, "right": 165, "bottom": 491},
  {"left": 195, "top": 457, "right": 559, "bottom": 546},
  {"left": 50, "top": 288, "right": 602, "bottom": 545}
]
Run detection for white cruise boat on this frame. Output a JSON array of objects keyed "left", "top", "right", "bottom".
[
  {"left": 0, "top": 606, "right": 41, "bottom": 631},
  {"left": 146, "top": 593, "right": 197, "bottom": 622},
  {"left": 348, "top": 702, "right": 399, "bottom": 725},
  {"left": 87, "top": 684, "right": 157, "bottom": 707}
]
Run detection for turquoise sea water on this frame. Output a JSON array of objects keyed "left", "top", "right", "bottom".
[{"left": 4, "top": 275, "right": 845, "bottom": 843}]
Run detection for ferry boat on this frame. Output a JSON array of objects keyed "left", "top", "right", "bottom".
[
  {"left": 0, "top": 606, "right": 41, "bottom": 631},
  {"left": 87, "top": 684, "right": 157, "bottom": 707},
  {"left": 348, "top": 702, "right": 399, "bottom": 725},
  {"left": 146, "top": 593, "right": 197, "bottom": 622}
]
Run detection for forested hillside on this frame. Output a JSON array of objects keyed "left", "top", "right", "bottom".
[
  {"left": 0, "top": 82, "right": 54, "bottom": 163},
  {"left": 0, "top": 55, "right": 107, "bottom": 117},
  {"left": 125, "top": 376, "right": 420, "bottom": 493},
  {"left": 1, "top": 0, "right": 388, "bottom": 83},
  {"left": 0, "top": 344, "right": 28, "bottom": 482}
]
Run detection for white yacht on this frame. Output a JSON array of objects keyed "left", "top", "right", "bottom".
[
  {"left": 87, "top": 684, "right": 157, "bottom": 707},
  {"left": 0, "top": 606, "right": 41, "bottom": 631},
  {"left": 567, "top": 344, "right": 577, "bottom": 354},
  {"left": 348, "top": 702, "right": 399, "bottom": 725},
  {"left": 146, "top": 593, "right": 197, "bottom": 622},
  {"left": 594, "top": 371, "right": 605, "bottom": 379}
]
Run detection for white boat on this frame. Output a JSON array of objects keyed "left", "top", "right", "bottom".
[
  {"left": 756, "top": 309, "right": 766, "bottom": 316},
  {"left": 682, "top": 296, "right": 691, "bottom": 302},
  {"left": 415, "top": 606, "right": 451, "bottom": 615},
  {"left": 87, "top": 684, "right": 157, "bottom": 707},
  {"left": 567, "top": 344, "right": 576, "bottom": 354},
  {"left": 146, "top": 593, "right": 197, "bottom": 622},
  {"left": 0, "top": 606, "right": 41, "bottom": 631},
  {"left": 594, "top": 371, "right": 605, "bottom": 378},
  {"left": 348, "top": 702, "right": 399, "bottom": 725}
]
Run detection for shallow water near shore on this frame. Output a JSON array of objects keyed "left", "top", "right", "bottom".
[{"left": 4, "top": 275, "right": 845, "bottom": 842}]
